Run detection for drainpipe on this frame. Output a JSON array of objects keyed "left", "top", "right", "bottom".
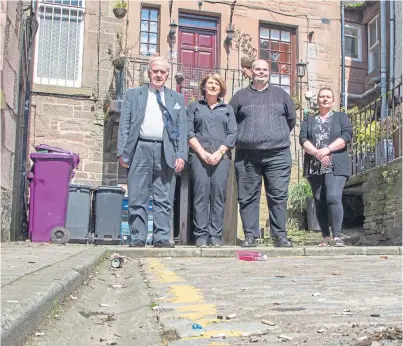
[
  {"left": 340, "top": 3, "right": 346, "bottom": 110},
  {"left": 389, "top": 0, "right": 395, "bottom": 90},
  {"left": 347, "top": 80, "right": 381, "bottom": 101},
  {"left": 380, "top": 0, "right": 388, "bottom": 119}
]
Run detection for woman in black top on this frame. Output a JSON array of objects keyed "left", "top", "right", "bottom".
[
  {"left": 187, "top": 73, "right": 237, "bottom": 247},
  {"left": 299, "top": 87, "right": 353, "bottom": 247}
]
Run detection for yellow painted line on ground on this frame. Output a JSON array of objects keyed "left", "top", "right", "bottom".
[
  {"left": 147, "top": 258, "right": 184, "bottom": 283},
  {"left": 145, "top": 259, "right": 244, "bottom": 340},
  {"left": 168, "top": 284, "right": 204, "bottom": 303}
]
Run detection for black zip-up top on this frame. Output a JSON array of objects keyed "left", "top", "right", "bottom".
[{"left": 187, "top": 100, "right": 237, "bottom": 153}]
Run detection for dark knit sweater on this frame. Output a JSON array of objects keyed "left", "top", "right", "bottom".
[{"left": 229, "top": 84, "right": 296, "bottom": 150}]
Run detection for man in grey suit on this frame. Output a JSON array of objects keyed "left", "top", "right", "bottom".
[{"left": 117, "top": 56, "right": 187, "bottom": 248}]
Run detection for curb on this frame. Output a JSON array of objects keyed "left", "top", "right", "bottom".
[
  {"left": 1, "top": 247, "right": 106, "bottom": 346},
  {"left": 115, "top": 246, "right": 402, "bottom": 258}
]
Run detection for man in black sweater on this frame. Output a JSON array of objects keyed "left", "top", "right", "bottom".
[{"left": 229, "top": 60, "right": 296, "bottom": 247}]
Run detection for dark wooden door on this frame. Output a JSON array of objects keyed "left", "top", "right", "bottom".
[{"left": 177, "top": 15, "right": 218, "bottom": 104}]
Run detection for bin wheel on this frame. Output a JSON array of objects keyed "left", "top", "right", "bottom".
[{"left": 51, "top": 227, "right": 70, "bottom": 244}]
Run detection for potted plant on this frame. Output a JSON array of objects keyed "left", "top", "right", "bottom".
[
  {"left": 113, "top": 1, "right": 128, "bottom": 19},
  {"left": 288, "top": 179, "right": 320, "bottom": 231}
]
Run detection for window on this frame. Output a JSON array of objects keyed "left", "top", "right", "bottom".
[
  {"left": 368, "top": 15, "right": 380, "bottom": 72},
  {"left": 345, "top": 24, "right": 362, "bottom": 61},
  {"left": 34, "top": 0, "right": 85, "bottom": 87},
  {"left": 140, "top": 7, "right": 159, "bottom": 56},
  {"left": 259, "top": 25, "right": 296, "bottom": 95}
]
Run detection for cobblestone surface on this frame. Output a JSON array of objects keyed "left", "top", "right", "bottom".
[{"left": 143, "top": 256, "right": 402, "bottom": 345}]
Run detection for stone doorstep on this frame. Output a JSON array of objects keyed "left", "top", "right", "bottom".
[{"left": 114, "top": 246, "right": 402, "bottom": 258}]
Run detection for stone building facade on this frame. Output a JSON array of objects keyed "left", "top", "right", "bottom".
[
  {"left": 29, "top": 0, "right": 342, "bottom": 239},
  {"left": 1, "top": 0, "right": 34, "bottom": 241},
  {"left": 344, "top": 0, "right": 402, "bottom": 106}
]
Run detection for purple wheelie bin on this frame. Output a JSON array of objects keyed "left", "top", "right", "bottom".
[{"left": 28, "top": 151, "right": 77, "bottom": 243}]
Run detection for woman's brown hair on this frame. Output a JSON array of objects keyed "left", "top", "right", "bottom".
[
  {"left": 199, "top": 73, "right": 227, "bottom": 99},
  {"left": 317, "top": 87, "right": 335, "bottom": 103}
]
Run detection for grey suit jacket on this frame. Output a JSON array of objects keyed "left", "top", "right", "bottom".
[{"left": 117, "top": 85, "right": 188, "bottom": 168}]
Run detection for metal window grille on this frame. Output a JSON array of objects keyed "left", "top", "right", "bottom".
[{"left": 34, "top": 0, "right": 85, "bottom": 87}]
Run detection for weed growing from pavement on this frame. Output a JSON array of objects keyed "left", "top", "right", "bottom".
[{"left": 51, "top": 297, "right": 61, "bottom": 316}]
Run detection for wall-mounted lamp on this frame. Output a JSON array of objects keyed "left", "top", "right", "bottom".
[
  {"left": 197, "top": 1, "right": 203, "bottom": 10},
  {"left": 296, "top": 60, "right": 307, "bottom": 78},
  {"left": 225, "top": 24, "right": 235, "bottom": 44},
  {"left": 169, "top": 20, "right": 178, "bottom": 38}
]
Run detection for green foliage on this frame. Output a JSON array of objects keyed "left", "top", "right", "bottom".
[
  {"left": 288, "top": 179, "right": 313, "bottom": 212},
  {"left": 292, "top": 96, "right": 301, "bottom": 110},
  {"left": 114, "top": 0, "right": 127, "bottom": 9},
  {"left": 348, "top": 106, "right": 401, "bottom": 153},
  {"left": 345, "top": 2, "right": 365, "bottom": 9}
]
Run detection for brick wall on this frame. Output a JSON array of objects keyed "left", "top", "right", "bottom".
[{"left": 0, "top": 0, "right": 23, "bottom": 241}]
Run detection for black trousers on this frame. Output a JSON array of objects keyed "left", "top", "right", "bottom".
[
  {"left": 307, "top": 174, "right": 347, "bottom": 238},
  {"left": 189, "top": 153, "right": 231, "bottom": 240},
  {"left": 235, "top": 148, "right": 292, "bottom": 239}
]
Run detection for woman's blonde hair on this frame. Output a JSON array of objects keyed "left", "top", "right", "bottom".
[{"left": 199, "top": 73, "right": 227, "bottom": 99}]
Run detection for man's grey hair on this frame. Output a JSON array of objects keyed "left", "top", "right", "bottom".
[
  {"left": 251, "top": 59, "right": 269, "bottom": 70},
  {"left": 148, "top": 56, "right": 170, "bottom": 73}
]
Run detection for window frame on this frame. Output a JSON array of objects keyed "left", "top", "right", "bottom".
[
  {"left": 139, "top": 6, "right": 160, "bottom": 56},
  {"left": 258, "top": 23, "right": 296, "bottom": 96},
  {"left": 33, "top": 0, "right": 85, "bottom": 88},
  {"left": 367, "top": 15, "right": 379, "bottom": 72},
  {"left": 344, "top": 24, "right": 362, "bottom": 62}
]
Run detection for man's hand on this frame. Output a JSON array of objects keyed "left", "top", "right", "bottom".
[
  {"left": 175, "top": 158, "right": 185, "bottom": 173},
  {"left": 208, "top": 151, "right": 222, "bottom": 166},
  {"left": 315, "top": 147, "right": 331, "bottom": 160},
  {"left": 320, "top": 155, "right": 331, "bottom": 167},
  {"left": 118, "top": 156, "right": 129, "bottom": 168}
]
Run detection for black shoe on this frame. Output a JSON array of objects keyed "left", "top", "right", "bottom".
[
  {"left": 210, "top": 237, "right": 222, "bottom": 247},
  {"left": 129, "top": 241, "right": 145, "bottom": 248},
  {"left": 153, "top": 240, "right": 175, "bottom": 248},
  {"left": 274, "top": 237, "right": 293, "bottom": 248},
  {"left": 241, "top": 237, "right": 257, "bottom": 247},
  {"left": 196, "top": 237, "right": 208, "bottom": 247}
]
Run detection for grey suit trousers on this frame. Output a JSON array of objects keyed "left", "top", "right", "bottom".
[{"left": 128, "top": 140, "right": 176, "bottom": 243}]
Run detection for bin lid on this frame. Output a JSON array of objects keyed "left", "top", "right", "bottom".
[
  {"left": 30, "top": 152, "right": 74, "bottom": 162},
  {"left": 35, "top": 144, "right": 80, "bottom": 169},
  {"left": 70, "top": 183, "right": 92, "bottom": 191},
  {"left": 94, "top": 186, "right": 126, "bottom": 194}
]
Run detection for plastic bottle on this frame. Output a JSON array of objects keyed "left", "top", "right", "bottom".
[{"left": 235, "top": 250, "right": 268, "bottom": 261}]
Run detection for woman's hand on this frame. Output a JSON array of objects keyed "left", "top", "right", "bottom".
[
  {"left": 208, "top": 151, "right": 223, "bottom": 166},
  {"left": 315, "top": 147, "right": 331, "bottom": 160},
  {"left": 200, "top": 150, "right": 212, "bottom": 164},
  {"left": 320, "top": 155, "right": 331, "bottom": 167}
]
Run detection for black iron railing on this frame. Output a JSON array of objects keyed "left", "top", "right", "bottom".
[
  {"left": 349, "top": 83, "right": 402, "bottom": 175},
  {"left": 124, "top": 58, "right": 250, "bottom": 104}
]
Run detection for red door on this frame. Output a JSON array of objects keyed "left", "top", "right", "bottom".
[{"left": 177, "top": 15, "right": 218, "bottom": 103}]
